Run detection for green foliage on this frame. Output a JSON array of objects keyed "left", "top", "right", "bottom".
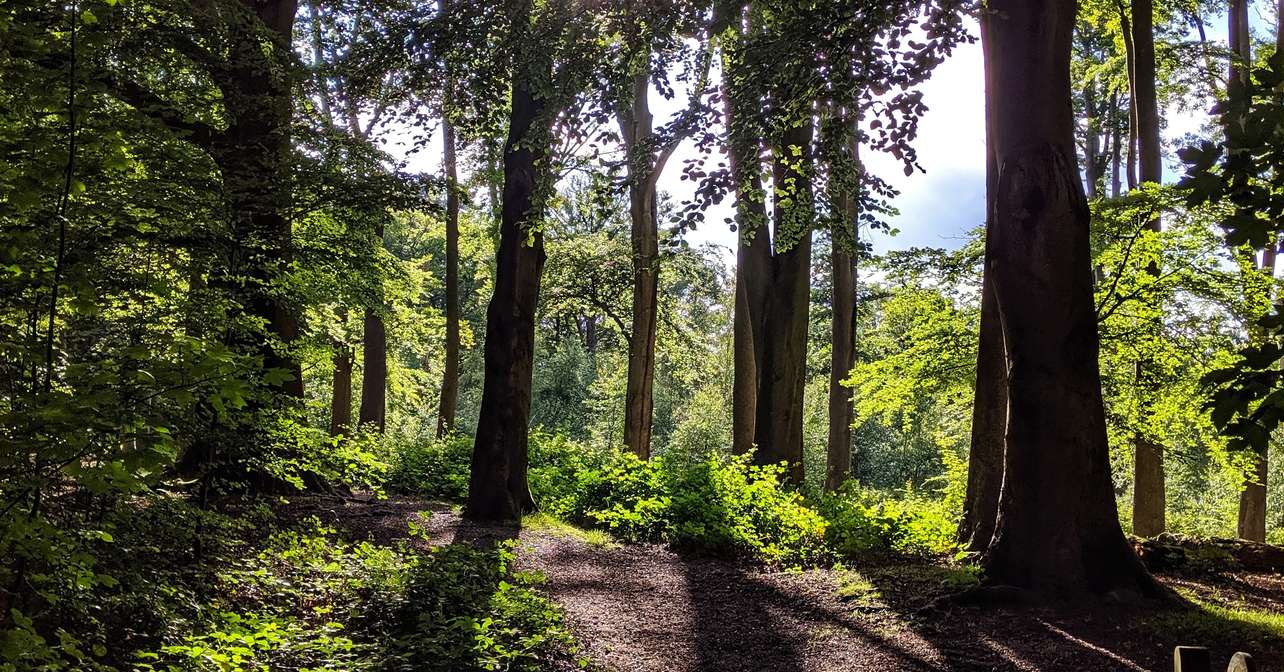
[
  {"left": 388, "top": 434, "right": 474, "bottom": 501},
  {"left": 389, "top": 433, "right": 962, "bottom": 567},
  {"left": 1180, "top": 52, "right": 1284, "bottom": 454},
  {"left": 133, "top": 517, "right": 581, "bottom": 672},
  {"left": 819, "top": 483, "right": 958, "bottom": 558},
  {"left": 378, "top": 541, "right": 579, "bottom": 672}
]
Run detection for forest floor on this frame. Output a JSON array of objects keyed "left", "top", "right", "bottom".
[{"left": 285, "top": 495, "right": 1284, "bottom": 672}]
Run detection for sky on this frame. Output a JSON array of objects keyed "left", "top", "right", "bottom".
[{"left": 387, "top": 14, "right": 1236, "bottom": 266}]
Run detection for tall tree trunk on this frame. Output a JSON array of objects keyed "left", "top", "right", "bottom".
[
  {"left": 733, "top": 216, "right": 770, "bottom": 457},
  {"left": 964, "top": 271, "right": 1006, "bottom": 552},
  {"left": 1131, "top": 0, "right": 1166, "bottom": 538},
  {"left": 962, "top": 18, "right": 1006, "bottom": 552},
  {"left": 1237, "top": 234, "right": 1272, "bottom": 543},
  {"left": 213, "top": 0, "right": 304, "bottom": 401},
  {"left": 754, "top": 121, "right": 814, "bottom": 487},
  {"left": 344, "top": 92, "right": 387, "bottom": 433},
  {"left": 358, "top": 301, "right": 387, "bottom": 431},
  {"left": 620, "top": 71, "right": 660, "bottom": 460},
  {"left": 437, "top": 107, "right": 461, "bottom": 438},
  {"left": 1110, "top": 91, "right": 1123, "bottom": 198},
  {"left": 1084, "top": 80, "right": 1101, "bottom": 199},
  {"left": 1118, "top": 2, "right": 1139, "bottom": 191},
  {"left": 466, "top": 0, "right": 548, "bottom": 521},
  {"left": 718, "top": 1, "right": 770, "bottom": 458},
  {"left": 329, "top": 312, "right": 353, "bottom": 437},
  {"left": 1229, "top": 0, "right": 1251, "bottom": 88},
  {"left": 1228, "top": 0, "right": 1268, "bottom": 543},
  {"left": 980, "top": 0, "right": 1162, "bottom": 596},
  {"left": 825, "top": 126, "right": 859, "bottom": 493},
  {"left": 1235, "top": 4, "right": 1284, "bottom": 543},
  {"left": 308, "top": 0, "right": 351, "bottom": 437}
]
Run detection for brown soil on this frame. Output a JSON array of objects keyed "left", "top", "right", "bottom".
[{"left": 285, "top": 495, "right": 1284, "bottom": 672}]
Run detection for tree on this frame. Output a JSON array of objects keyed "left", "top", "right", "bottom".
[
  {"left": 1229, "top": 0, "right": 1268, "bottom": 544},
  {"left": 1130, "top": 0, "right": 1166, "bottom": 538},
  {"left": 304, "top": 0, "right": 357, "bottom": 438},
  {"left": 466, "top": 0, "right": 605, "bottom": 521},
  {"left": 437, "top": 0, "right": 462, "bottom": 439},
  {"left": 611, "top": 5, "right": 707, "bottom": 460},
  {"left": 717, "top": 1, "right": 771, "bottom": 459},
  {"left": 979, "top": 0, "right": 1162, "bottom": 595},
  {"left": 961, "top": 34, "right": 1004, "bottom": 549},
  {"left": 465, "top": 0, "right": 550, "bottom": 521},
  {"left": 825, "top": 115, "right": 859, "bottom": 493},
  {"left": 707, "top": 0, "right": 965, "bottom": 485}
]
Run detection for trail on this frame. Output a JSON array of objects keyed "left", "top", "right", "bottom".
[{"left": 292, "top": 495, "right": 1284, "bottom": 672}]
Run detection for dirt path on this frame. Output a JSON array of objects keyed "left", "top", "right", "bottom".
[{"left": 291, "top": 495, "right": 1284, "bottom": 672}]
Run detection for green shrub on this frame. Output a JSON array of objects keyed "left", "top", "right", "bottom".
[
  {"left": 387, "top": 434, "right": 473, "bottom": 499},
  {"left": 379, "top": 541, "right": 579, "bottom": 672},
  {"left": 528, "top": 431, "right": 611, "bottom": 518},
  {"left": 383, "top": 432, "right": 953, "bottom": 566},
  {"left": 135, "top": 520, "right": 581, "bottom": 672},
  {"left": 572, "top": 451, "right": 669, "bottom": 541},
  {"left": 560, "top": 450, "right": 829, "bottom": 566},
  {"left": 819, "top": 483, "right": 958, "bottom": 557}
]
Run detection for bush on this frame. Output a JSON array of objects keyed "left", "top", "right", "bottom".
[
  {"left": 528, "top": 431, "right": 612, "bottom": 518},
  {"left": 562, "top": 451, "right": 829, "bottom": 567},
  {"left": 135, "top": 519, "right": 581, "bottom": 672},
  {"left": 379, "top": 541, "right": 579, "bottom": 672},
  {"left": 385, "top": 433, "right": 955, "bottom": 566},
  {"left": 659, "top": 454, "right": 830, "bottom": 566},
  {"left": 387, "top": 434, "right": 473, "bottom": 500},
  {"left": 819, "top": 483, "right": 958, "bottom": 557}
]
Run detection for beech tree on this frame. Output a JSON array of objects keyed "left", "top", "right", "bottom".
[
  {"left": 465, "top": 0, "right": 606, "bottom": 521},
  {"left": 711, "top": 0, "right": 964, "bottom": 485},
  {"left": 610, "top": 3, "right": 709, "bottom": 460},
  {"left": 436, "top": 0, "right": 462, "bottom": 438},
  {"left": 978, "top": 0, "right": 1162, "bottom": 595},
  {"left": 960, "top": 41, "right": 1004, "bottom": 549},
  {"left": 1130, "top": 0, "right": 1166, "bottom": 538},
  {"left": 824, "top": 113, "right": 860, "bottom": 493}
]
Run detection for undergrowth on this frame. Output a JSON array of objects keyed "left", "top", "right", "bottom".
[
  {"left": 2, "top": 503, "right": 584, "bottom": 672},
  {"left": 390, "top": 433, "right": 960, "bottom": 567}
]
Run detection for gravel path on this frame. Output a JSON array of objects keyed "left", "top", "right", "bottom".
[{"left": 289, "top": 495, "right": 1284, "bottom": 672}]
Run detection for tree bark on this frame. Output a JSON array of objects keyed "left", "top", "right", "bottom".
[
  {"left": 437, "top": 106, "right": 461, "bottom": 438},
  {"left": 1084, "top": 80, "right": 1101, "bottom": 199},
  {"left": 1118, "top": 2, "right": 1139, "bottom": 192},
  {"left": 212, "top": 0, "right": 304, "bottom": 401},
  {"left": 963, "top": 19, "right": 1006, "bottom": 551},
  {"left": 1229, "top": 0, "right": 1251, "bottom": 88},
  {"left": 1228, "top": 0, "right": 1267, "bottom": 543},
  {"left": 329, "top": 313, "right": 353, "bottom": 437},
  {"left": 825, "top": 127, "right": 859, "bottom": 493},
  {"left": 980, "top": 0, "right": 1163, "bottom": 596},
  {"left": 466, "top": 0, "right": 547, "bottom": 521},
  {"left": 1130, "top": 0, "right": 1166, "bottom": 539},
  {"left": 1239, "top": 449, "right": 1269, "bottom": 542},
  {"left": 358, "top": 302, "right": 387, "bottom": 432},
  {"left": 718, "top": 1, "right": 770, "bottom": 458},
  {"left": 754, "top": 121, "right": 814, "bottom": 487},
  {"left": 620, "top": 71, "right": 660, "bottom": 460},
  {"left": 1110, "top": 91, "right": 1122, "bottom": 198}
]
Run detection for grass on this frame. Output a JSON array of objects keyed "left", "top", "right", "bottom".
[
  {"left": 1150, "top": 589, "right": 1284, "bottom": 648},
  {"left": 835, "top": 571, "right": 884, "bottom": 606},
  {"left": 522, "top": 512, "right": 619, "bottom": 549}
]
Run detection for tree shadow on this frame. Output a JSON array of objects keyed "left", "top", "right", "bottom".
[
  {"left": 854, "top": 560, "right": 1284, "bottom": 671},
  {"left": 679, "top": 553, "right": 947, "bottom": 672}
]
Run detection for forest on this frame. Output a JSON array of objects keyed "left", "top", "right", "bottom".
[{"left": 6, "top": 0, "right": 1284, "bottom": 669}]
